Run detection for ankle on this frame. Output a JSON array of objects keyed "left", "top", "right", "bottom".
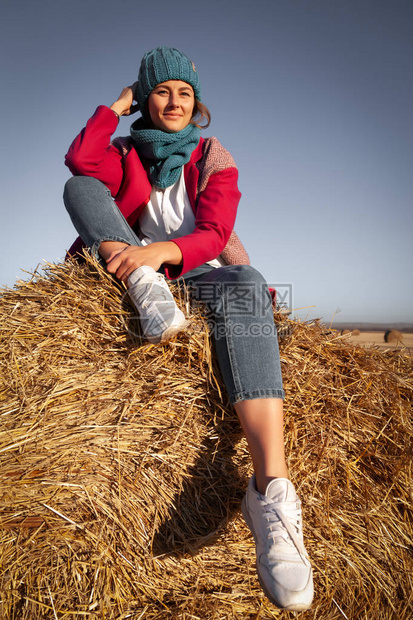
[
  {"left": 255, "top": 468, "right": 289, "bottom": 495},
  {"left": 99, "top": 241, "right": 128, "bottom": 262}
]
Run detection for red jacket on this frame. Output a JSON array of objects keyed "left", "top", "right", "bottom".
[{"left": 65, "top": 106, "right": 242, "bottom": 278}]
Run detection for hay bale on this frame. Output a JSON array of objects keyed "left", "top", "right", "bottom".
[
  {"left": 341, "top": 328, "right": 360, "bottom": 336},
  {"left": 384, "top": 329, "right": 403, "bottom": 344},
  {"left": 1, "top": 257, "right": 412, "bottom": 619}
]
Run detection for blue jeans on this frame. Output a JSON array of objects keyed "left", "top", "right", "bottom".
[{"left": 63, "top": 176, "right": 285, "bottom": 404}]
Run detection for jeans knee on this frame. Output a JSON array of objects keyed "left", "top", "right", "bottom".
[
  {"left": 198, "top": 265, "right": 269, "bottom": 313},
  {"left": 64, "top": 176, "right": 86, "bottom": 210},
  {"left": 63, "top": 177, "right": 77, "bottom": 214},
  {"left": 222, "top": 264, "right": 266, "bottom": 286},
  {"left": 65, "top": 175, "right": 102, "bottom": 193},
  {"left": 63, "top": 176, "right": 110, "bottom": 214}
]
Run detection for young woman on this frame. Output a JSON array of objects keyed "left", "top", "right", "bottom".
[{"left": 63, "top": 46, "right": 313, "bottom": 611}]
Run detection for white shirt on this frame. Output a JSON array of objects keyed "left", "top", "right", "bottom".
[{"left": 138, "top": 171, "right": 225, "bottom": 269}]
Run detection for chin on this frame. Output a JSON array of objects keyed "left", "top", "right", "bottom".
[{"left": 165, "top": 124, "right": 185, "bottom": 133}]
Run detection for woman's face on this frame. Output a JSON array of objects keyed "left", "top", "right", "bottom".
[{"left": 148, "top": 80, "right": 195, "bottom": 132}]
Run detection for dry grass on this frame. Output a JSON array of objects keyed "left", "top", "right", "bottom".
[{"left": 1, "top": 256, "right": 412, "bottom": 619}]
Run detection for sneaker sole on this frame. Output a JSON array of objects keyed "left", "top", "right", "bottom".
[
  {"left": 160, "top": 319, "right": 189, "bottom": 342},
  {"left": 146, "top": 319, "right": 189, "bottom": 344},
  {"left": 241, "top": 496, "right": 313, "bottom": 612}
]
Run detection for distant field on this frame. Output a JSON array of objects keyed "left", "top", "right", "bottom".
[{"left": 342, "top": 330, "right": 413, "bottom": 354}]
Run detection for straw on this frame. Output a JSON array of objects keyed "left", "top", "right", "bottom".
[{"left": 0, "top": 255, "right": 412, "bottom": 619}]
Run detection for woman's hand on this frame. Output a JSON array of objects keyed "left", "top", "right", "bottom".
[
  {"left": 110, "top": 82, "right": 139, "bottom": 117},
  {"left": 105, "top": 242, "right": 183, "bottom": 283}
]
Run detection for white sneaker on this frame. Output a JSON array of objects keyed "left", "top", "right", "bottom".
[
  {"left": 127, "top": 266, "right": 188, "bottom": 344},
  {"left": 242, "top": 475, "right": 313, "bottom": 611}
]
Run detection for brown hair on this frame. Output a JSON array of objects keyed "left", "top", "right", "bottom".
[{"left": 191, "top": 99, "right": 211, "bottom": 129}]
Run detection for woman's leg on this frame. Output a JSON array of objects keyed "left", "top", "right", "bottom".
[
  {"left": 185, "top": 264, "right": 313, "bottom": 611},
  {"left": 185, "top": 264, "right": 288, "bottom": 488},
  {"left": 186, "top": 264, "right": 284, "bottom": 404},
  {"left": 63, "top": 176, "right": 142, "bottom": 259},
  {"left": 63, "top": 176, "right": 186, "bottom": 342},
  {"left": 234, "top": 398, "right": 288, "bottom": 494}
]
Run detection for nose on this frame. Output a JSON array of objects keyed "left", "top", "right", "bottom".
[{"left": 168, "top": 92, "right": 179, "bottom": 107}]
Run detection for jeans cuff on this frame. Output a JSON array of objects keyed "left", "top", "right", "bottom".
[
  {"left": 90, "top": 237, "right": 132, "bottom": 262},
  {"left": 230, "top": 389, "right": 285, "bottom": 406}
]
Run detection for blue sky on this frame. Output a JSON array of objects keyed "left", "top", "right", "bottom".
[{"left": 1, "top": 0, "right": 412, "bottom": 323}]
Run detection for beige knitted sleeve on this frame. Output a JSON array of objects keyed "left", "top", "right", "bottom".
[{"left": 196, "top": 137, "right": 250, "bottom": 266}]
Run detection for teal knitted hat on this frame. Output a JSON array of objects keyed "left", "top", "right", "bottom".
[{"left": 136, "top": 47, "right": 201, "bottom": 119}]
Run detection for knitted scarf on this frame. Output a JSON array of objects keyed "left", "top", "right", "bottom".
[{"left": 130, "top": 118, "right": 201, "bottom": 189}]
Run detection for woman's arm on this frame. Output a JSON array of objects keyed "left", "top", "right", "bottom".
[
  {"left": 166, "top": 167, "right": 241, "bottom": 278},
  {"left": 65, "top": 85, "right": 139, "bottom": 196},
  {"left": 104, "top": 161, "right": 241, "bottom": 281},
  {"left": 65, "top": 106, "right": 124, "bottom": 195},
  {"left": 104, "top": 241, "right": 183, "bottom": 284},
  {"left": 109, "top": 83, "right": 139, "bottom": 118}
]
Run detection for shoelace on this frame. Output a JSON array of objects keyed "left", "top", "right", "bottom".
[
  {"left": 260, "top": 497, "right": 308, "bottom": 563},
  {"left": 130, "top": 276, "right": 170, "bottom": 307}
]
